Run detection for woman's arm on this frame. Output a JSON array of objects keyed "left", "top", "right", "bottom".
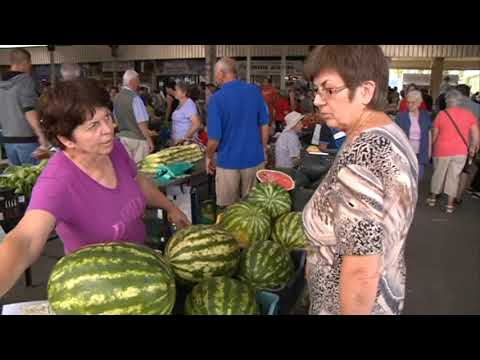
[
  {"left": 431, "top": 127, "right": 439, "bottom": 151},
  {"left": 339, "top": 255, "right": 381, "bottom": 315},
  {"left": 183, "top": 114, "right": 202, "bottom": 141},
  {"left": 469, "top": 122, "right": 480, "bottom": 155},
  {"left": 136, "top": 174, "right": 190, "bottom": 229},
  {"left": 0, "top": 210, "right": 55, "bottom": 297}
]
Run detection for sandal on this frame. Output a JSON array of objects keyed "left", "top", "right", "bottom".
[
  {"left": 426, "top": 196, "right": 436, "bottom": 207},
  {"left": 446, "top": 205, "right": 456, "bottom": 214}
]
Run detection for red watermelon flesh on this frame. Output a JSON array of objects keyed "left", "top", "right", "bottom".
[{"left": 256, "top": 170, "right": 295, "bottom": 191}]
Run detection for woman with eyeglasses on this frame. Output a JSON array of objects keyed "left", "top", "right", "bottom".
[
  {"left": 302, "top": 45, "right": 418, "bottom": 315},
  {"left": 395, "top": 90, "right": 432, "bottom": 180},
  {"left": 0, "top": 79, "right": 190, "bottom": 298}
]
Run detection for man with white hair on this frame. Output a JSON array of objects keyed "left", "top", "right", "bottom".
[
  {"left": 113, "top": 69, "right": 154, "bottom": 164},
  {"left": 60, "top": 63, "right": 82, "bottom": 81},
  {"left": 206, "top": 57, "right": 269, "bottom": 208}
]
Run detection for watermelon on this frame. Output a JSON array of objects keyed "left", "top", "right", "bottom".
[
  {"left": 185, "top": 277, "right": 258, "bottom": 315},
  {"left": 257, "top": 169, "right": 295, "bottom": 191},
  {"left": 238, "top": 240, "right": 294, "bottom": 290},
  {"left": 271, "top": 212, "right": 306, "bottom": 250},
  {"left": 247, "top": 182, "right": 292, "bottom": 219},
  {"left": 274, "top": 167, "right": 311, "bottom": 189},
  {"left": 47, "top": 243, "right": 176, "bottom": 315},
  {"left": 165, "top": 225, "right": 240, "bottom": 283},
  {"left": 219, "top": 202, "right": 271, "bottom": 248}
]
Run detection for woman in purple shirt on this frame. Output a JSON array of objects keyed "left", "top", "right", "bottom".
[{"left": 0, "top": 79, "right": 190, "bottom": 297}]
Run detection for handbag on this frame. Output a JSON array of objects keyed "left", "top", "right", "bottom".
[{"left": 444, "top": 110, "right": 474, "bottom": 174}]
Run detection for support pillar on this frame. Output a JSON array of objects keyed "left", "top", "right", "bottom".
[
  {"left": 246, "top": 45, "right": 252, "bottom": 83},
  {"left": 430, "top": 57, "right": 444, "bottom": 102},
  {"left": 280, "top": 46, "right": 287, "bottom": 90}
]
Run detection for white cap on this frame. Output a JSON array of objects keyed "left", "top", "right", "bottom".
[{"left": 284, "top": 111, "right": 305, "bottom": 131}]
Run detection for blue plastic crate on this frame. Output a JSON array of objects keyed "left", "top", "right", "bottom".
[{"left": 256, "top": 291, "right": 280, "bottom": 315}]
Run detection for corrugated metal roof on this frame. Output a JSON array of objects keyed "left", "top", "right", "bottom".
[{"left": 0, "top": 45, "right": 479, "bottom": 65}]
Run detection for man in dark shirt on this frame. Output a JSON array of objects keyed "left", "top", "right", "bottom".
[
  {"left": 165, "top": 80, "right": 179, "bottom": 123},
  {"left": 0, "top": 48, "right": 49, "bottom": 165}
]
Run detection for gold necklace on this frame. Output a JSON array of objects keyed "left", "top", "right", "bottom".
[{"left": 346, "top": 108, "right": 374, "bottom": 139}]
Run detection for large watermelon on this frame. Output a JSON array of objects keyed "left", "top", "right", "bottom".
[
  {"left": 48, "top": 243, "right": 176, "bottom": 315},
  {"left": 185, "top": 277, "right": 258, "bottom": 315},
  {"left": 271, "top": 212, "right": 306, "bottom": 250},
  {"left": 247, "top": 183, "right": 292, "bottom": 219},
  {"left": 165, "top": 225, "right": 240, "bottom": 283},
  {"left": 238, "top": 240, "right": 294, "bottom": 290},
  {"left": 219, "top": 201, "right": 271, "bottom": 248}
]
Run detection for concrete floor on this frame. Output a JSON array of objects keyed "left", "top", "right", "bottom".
[{"left": 1, "top": 166, "right": 480, "bottom": 314}]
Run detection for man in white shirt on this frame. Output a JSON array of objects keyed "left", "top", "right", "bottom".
[
  {"left": 275, "top": 111, "right": 304, "bottom": 169},
  {"left": 113, "top": 70, "right": 154, "bottom": 164}
]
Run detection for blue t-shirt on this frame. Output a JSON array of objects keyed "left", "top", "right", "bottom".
[{"left": 208, "top": 80, "right": 269, "bottom": 169}]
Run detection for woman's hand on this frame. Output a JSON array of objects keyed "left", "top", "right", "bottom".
[{"left": 167, "top": 207, "right": 191, "bottom": 229}]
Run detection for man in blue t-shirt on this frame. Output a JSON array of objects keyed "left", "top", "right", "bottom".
[{"left": 206, "top": 57, "right": 269, "bottom": 207}]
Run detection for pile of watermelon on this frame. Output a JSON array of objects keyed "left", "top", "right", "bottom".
[{"left": 46, "top": 182, "right": 307, "bottom": 316}]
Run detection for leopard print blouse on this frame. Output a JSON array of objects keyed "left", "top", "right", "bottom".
[{"left": 302, "top": 123, "right": 419, "bottom": 315}]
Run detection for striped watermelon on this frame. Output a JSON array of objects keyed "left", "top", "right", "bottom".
[
  {"left": 219, "top": 202, "right": 271, "bottom": 248},
  {"left": 271, "top": 212, "right": 306, "bottom": 250},
  {"left": 247, "top": 183, "right": 292, "bottom": 220},
  {"left": 185, "top": 277, "right": 258, "bottom": 315},
  {"left": 238, "top": 240, "right": 294, "bottom": 290},
  {"left": 165, "top": 225, "right": 240, "bottom": 283},
  {"left": 47, "top": 243, "right": 176, "bottom": 315}
]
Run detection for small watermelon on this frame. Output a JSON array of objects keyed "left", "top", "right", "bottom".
[
  {"left": 219, "top": 202, "right": 271, "bottom": 248},
  {"left": 185, "top": 277, "right": 258, "bottom": 315},
  {"left": 165, "top": 225, "right": 240, "bottom": 283},
  {"left": 48, "top": 243, "right": 176, "bottom": 315},
  {"left": 271, "top": 212, "right": 306, "bottom": 250},
  {"left": 247, "top": 182, "right": 292, "bottom": 219},
  {"left": 238, "top": 240, "right": 294, "bottom": 290}
]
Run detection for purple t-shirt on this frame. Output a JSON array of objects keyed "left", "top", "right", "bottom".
[{"left": 28, "top": 140, "right": 147, "bottom": 254}]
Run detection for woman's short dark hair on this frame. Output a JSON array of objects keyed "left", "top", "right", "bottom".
[
  {"left": 175, "top": 81, "right": 190, "bottom": 97},
  {"left": 39, "top": 79, "right": 112, "bottom": 150},
  {"left": 304, "top": 45, "right": 389, "bottom": 111}
]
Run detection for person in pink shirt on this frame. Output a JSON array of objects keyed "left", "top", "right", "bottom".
[
  {"left": 427, "top": 90, "right": 480, "bottom": 213},
  {"left": 0, "top": 79, "right": 191, "bottom": 298}
]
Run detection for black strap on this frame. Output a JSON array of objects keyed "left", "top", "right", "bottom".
[{"left": 444, "top": 110, "right": 469, "bottom": 151}]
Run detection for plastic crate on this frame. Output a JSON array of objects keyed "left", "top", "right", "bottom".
[
  {"left": 256, "top": 291, "right": 279, "bottom": 315},
  {"left": 0, "top": 188, "right": 27, "bottom": 232},
  {"left": 267, "top": 250, "right": 306, "bottom": 315}
]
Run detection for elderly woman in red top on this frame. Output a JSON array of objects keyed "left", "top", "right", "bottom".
[{"left": 427, "top": 89, "right": 479, "bottom": 213}]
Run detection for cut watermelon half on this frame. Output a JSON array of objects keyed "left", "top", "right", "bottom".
[{"left": 256, "top": 170, "right": 295, "bottom": 191}]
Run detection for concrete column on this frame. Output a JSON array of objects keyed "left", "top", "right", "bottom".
[
  {"left": 385, "top": 57, "right": 392, "bottom": 86},
  {"left": 112, "top": 60, "right": 118, "bottom": 87},
  {"left": 205, "top": 45, "right": 217, "bottom": 85},
  {"left": 246, "top": 45, "right": 252, "bottom": 83},
  {"left": 152, "top": 61, "right": 159, "bottom": 90},
  {"left": 110, "top": 45, "right": 119, "bottom": 87},
  {"left": 430, "top": 57, "right": 444, "bottom": 101},
  {"left": 280, "top": 46, "right": 287, "bottom": 90},
  {"left": 48, "top": 45, "right": 56, "bottom": 87}
]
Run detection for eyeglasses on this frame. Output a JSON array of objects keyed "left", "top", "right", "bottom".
[{"left": 310, "top": 84, "right": 348, "bottom": 100}]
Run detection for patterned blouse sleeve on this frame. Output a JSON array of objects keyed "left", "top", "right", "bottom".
[
  {"left": 332, "top": 134, "right": 401, "bottom": 257},
  {"left": 333, "top": 163, "right": 386, "bottom": 257}
]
